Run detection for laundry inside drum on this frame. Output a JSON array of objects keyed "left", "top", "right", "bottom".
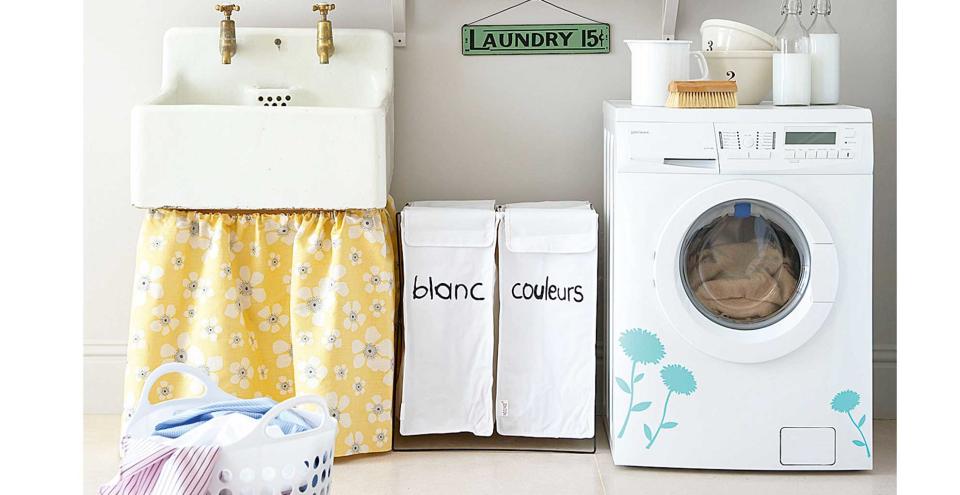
[{"left": 681, "top": 200, "right": 810, "bottom": 330}]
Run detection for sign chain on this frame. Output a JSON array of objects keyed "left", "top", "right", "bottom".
[{"left": 466, "top": 0, "right": 602, "bottom": 26}]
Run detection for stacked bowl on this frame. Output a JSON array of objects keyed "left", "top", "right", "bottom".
[{"left": 700, "top": 20, "right": 776, "bottom": 105}]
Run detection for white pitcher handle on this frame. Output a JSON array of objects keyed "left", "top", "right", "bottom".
[{"left": 691, "top": 51, "right": 709, "bottom": 80}]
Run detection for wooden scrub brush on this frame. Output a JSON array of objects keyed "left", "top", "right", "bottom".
[{"left": 666, "top": 80, "right": 738, "bottom": 108}]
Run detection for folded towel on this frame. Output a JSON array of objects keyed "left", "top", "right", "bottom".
[
  {"left": 152, "top": 398, "right": 318, "bottom": 439},
  {"left": 689, "top": 240, "right": 798, "bottom": 321}
]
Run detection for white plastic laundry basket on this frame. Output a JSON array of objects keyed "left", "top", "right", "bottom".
[
  {"left": 125, "top": 363, "right": 337, "bottom": 495},
  {"left": 398, "top": 200, "right": 498, "bottom": 436},
  {"left": 495, "top": 201, "right": 598, "bottom": 438}
]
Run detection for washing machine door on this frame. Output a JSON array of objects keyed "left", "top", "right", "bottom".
[{"left": 655, "top": 180, "right": 839, "bottom": 363}]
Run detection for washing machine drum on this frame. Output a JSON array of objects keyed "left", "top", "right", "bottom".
[{"left": 681, "top": 200, "right": 809, "bottom": 330}]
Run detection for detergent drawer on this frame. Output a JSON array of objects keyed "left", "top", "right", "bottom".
[{"left": 616, "top": 122, "right": 719, "bottom": 174}]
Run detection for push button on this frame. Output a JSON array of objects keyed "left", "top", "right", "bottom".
[
  {"left": 827, "top": 150, "right": 839, "bottom": 159},
  {"left": 815, "top": 150, "right": 827, "bottom": 159},
  {"left": 840, "top": 150, "right": 855, "bottom": 159},
  {"left": 785, "top": 150, "right": 797, "bottom": 159}
]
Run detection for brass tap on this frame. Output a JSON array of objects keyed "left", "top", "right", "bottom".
[
  {"left": 216, "top": 4, "right": 240, "bottom": 64},
  {"left": 313, "top": 3, "right": 335, "bottom": 64}
]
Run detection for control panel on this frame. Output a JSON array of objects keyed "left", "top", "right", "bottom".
[
  {"left": 782, "top": 127, "right": 858, "bottom": 160},
  {"left": 719, "top": 130, "right": 776, "bottom": 157},
  {"left": 715, "top": 123, "right": 870, "bottom": 173},
  {"left": 614, "top": 119, "right": 872, "bottom": 175}
]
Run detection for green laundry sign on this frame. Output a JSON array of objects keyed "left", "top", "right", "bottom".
[{"left": 462, "top": 23, "right": 610, "bottom": 55}]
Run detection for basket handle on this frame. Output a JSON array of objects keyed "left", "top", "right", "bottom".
[
  {"left": 135, "top": 363, "right": 231, "bottom": 415},
  {"left": 247, "top": 395, "right": 331, "bottom": 441}
]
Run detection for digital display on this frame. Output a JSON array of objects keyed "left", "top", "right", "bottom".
[{"left": 785, "top": 132, "right": 836, "bottom": 145}]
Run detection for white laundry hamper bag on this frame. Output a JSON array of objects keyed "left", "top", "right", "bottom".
[
  {"left": 399, "top": 200, "right": 498, "bottom": 436},
  {"left": 124, "top": 363, "right": 337, "bottom": 495},
  {"left": 495, "top": 202, "right": 598, "bottom": 438}
]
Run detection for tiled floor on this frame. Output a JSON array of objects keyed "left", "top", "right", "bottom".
[{"left": 85, "top": 416, "right": 895, "bottom": 494}]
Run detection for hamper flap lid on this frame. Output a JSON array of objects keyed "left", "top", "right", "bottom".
[
  {"left": 503, "top": 206, "right": 598, "bottom": 254},
  {"left": 402, "top": 203, "right": 497, "bottom": 248}
]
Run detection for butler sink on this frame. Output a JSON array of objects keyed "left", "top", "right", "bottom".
[{"left": 131, "top": 28, "right": 393, "bottom": 210}]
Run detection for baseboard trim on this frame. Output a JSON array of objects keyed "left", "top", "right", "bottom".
[
  {"left": 84, "top": 340, "right": 127, "bottom": 414},
  {"left": 873, "top": 344, "right": 896, "bottom": 364},
  {"left": 872, "top": 343, "right": 897, "bottom": 419},
  {"left": 85, "top": 340, "right": 127, "bottom": 357}
]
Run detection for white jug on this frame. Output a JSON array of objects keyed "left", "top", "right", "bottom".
[{"left": 625, "top": 40, "right": 709, "bottom": 106}]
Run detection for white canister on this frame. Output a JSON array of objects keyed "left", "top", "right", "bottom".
[{"left": 625, "top": 40, "right": 709, "bottom": 106}]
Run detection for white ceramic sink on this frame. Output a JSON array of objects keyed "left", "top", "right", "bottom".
[{"left": 131, "top": 27, "right": 394, "bottom": 210}]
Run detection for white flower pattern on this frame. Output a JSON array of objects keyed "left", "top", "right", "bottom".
[
  {"left": 257, "top": 303, "right": 289, "bottom": 333},
  {"left": 175, "top": 217, "right": 217, "bottom": 250},
  {"left": 352, "top": 327, "right": 393, "bottom": 372},
  {"left": 149, "top": 304, "right": 179, "bottom": 335},
  {"left": 294, "top": 285, "right": 328, "bottom": 326},
  {"left": 373, "top": 428, "right": 388, "bottom": 448},
  {"left": 318, "top": 264, "right": 349, "bottom": 297},
  {"left": 344, "top": 432, "right": 369, "bottom": 455},
  {"left": 182, "top": 272, "right": 200, "bottom": 298},
  {"left": 325, "top": 392, "right": 352, "bottom": 428},
  {"left": 133, "top": 262, "right": 164, "bottom": 305},
  {"left": 306, "top": 231, "right": 331, "bottom": 260},
  {"left": 273, "top": 339, "right": 292, "bottom": 369},
  {"left": 323, "top": 328, "right": 342, "bottom": 350},
  {"left": 276, "top": 375, "right": 293, "bottom": 395},
  {"left": 362, "top": 266, "right": 393, "bottom": 294},
  {"left": 229, "top": 357, "right": 253, "bottom": 389},
  {"left": 264, "top": 215, "right": 298, "bottom": 245},
  {"left": 342, "top": 301, "right": 366, "bottom": 331},
  {"left": 298, "top": 356, "right": 327, "bottom": 388},
  {"left": 366, "top": 395, "right": 391, "bottom": 423},
  {"left": 160, "top": 333, "right": 191, "bottom": 363},
  {"left": 369, "top": 299, "right": 386, "bottom": 318}
]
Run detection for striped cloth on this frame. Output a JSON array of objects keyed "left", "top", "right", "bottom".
[{"left": 99, "top": 438, "right": 220, "bottom": 495}]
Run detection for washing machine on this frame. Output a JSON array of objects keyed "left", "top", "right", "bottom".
[{"left": 602, "top": 102, "right": 873, "bottom": 470}]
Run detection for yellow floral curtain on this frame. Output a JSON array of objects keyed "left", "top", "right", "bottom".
[{"left": 123, "top": 200, "right": 397, "bottom": 457}]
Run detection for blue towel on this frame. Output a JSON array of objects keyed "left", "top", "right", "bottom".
[{"left": 152, "top": 398, "right": 319, "bottom": 439}]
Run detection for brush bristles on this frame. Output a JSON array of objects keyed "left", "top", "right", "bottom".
[{"left": 665, "top": 91, "right": 738, "bottom": 108}]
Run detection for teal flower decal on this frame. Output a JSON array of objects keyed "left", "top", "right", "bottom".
[
  {"left": 660, "top": 364, "right": 697, "bottom": 395},
  {"left": 831, "top": 390, "right": 871, "bottom": 458},
  {"left": 645, "top": 364, "right": 697, "bottom": 449},
  {"left": 619, "top": 328, "right": 666, "bottom": 364},
  {"left": 616, "top": 329, "right": 665, "bottom": 439},
  {"left": 831, "top": 390, "right": 860, "bottom": 413}
]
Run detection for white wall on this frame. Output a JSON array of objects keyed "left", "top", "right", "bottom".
[{"left": 85, "top": 0, "right": 896, "bottom": 417}]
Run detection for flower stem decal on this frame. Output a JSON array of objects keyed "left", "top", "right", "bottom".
[
  {"left": 645, "top": 364, "right": 697, "bottom": 449},
  {"left": 616, "top": 329, "right": 664, "bottom": 439},
  {"left": 831, "top": 389, "right": 871, "bottom": 458}
]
